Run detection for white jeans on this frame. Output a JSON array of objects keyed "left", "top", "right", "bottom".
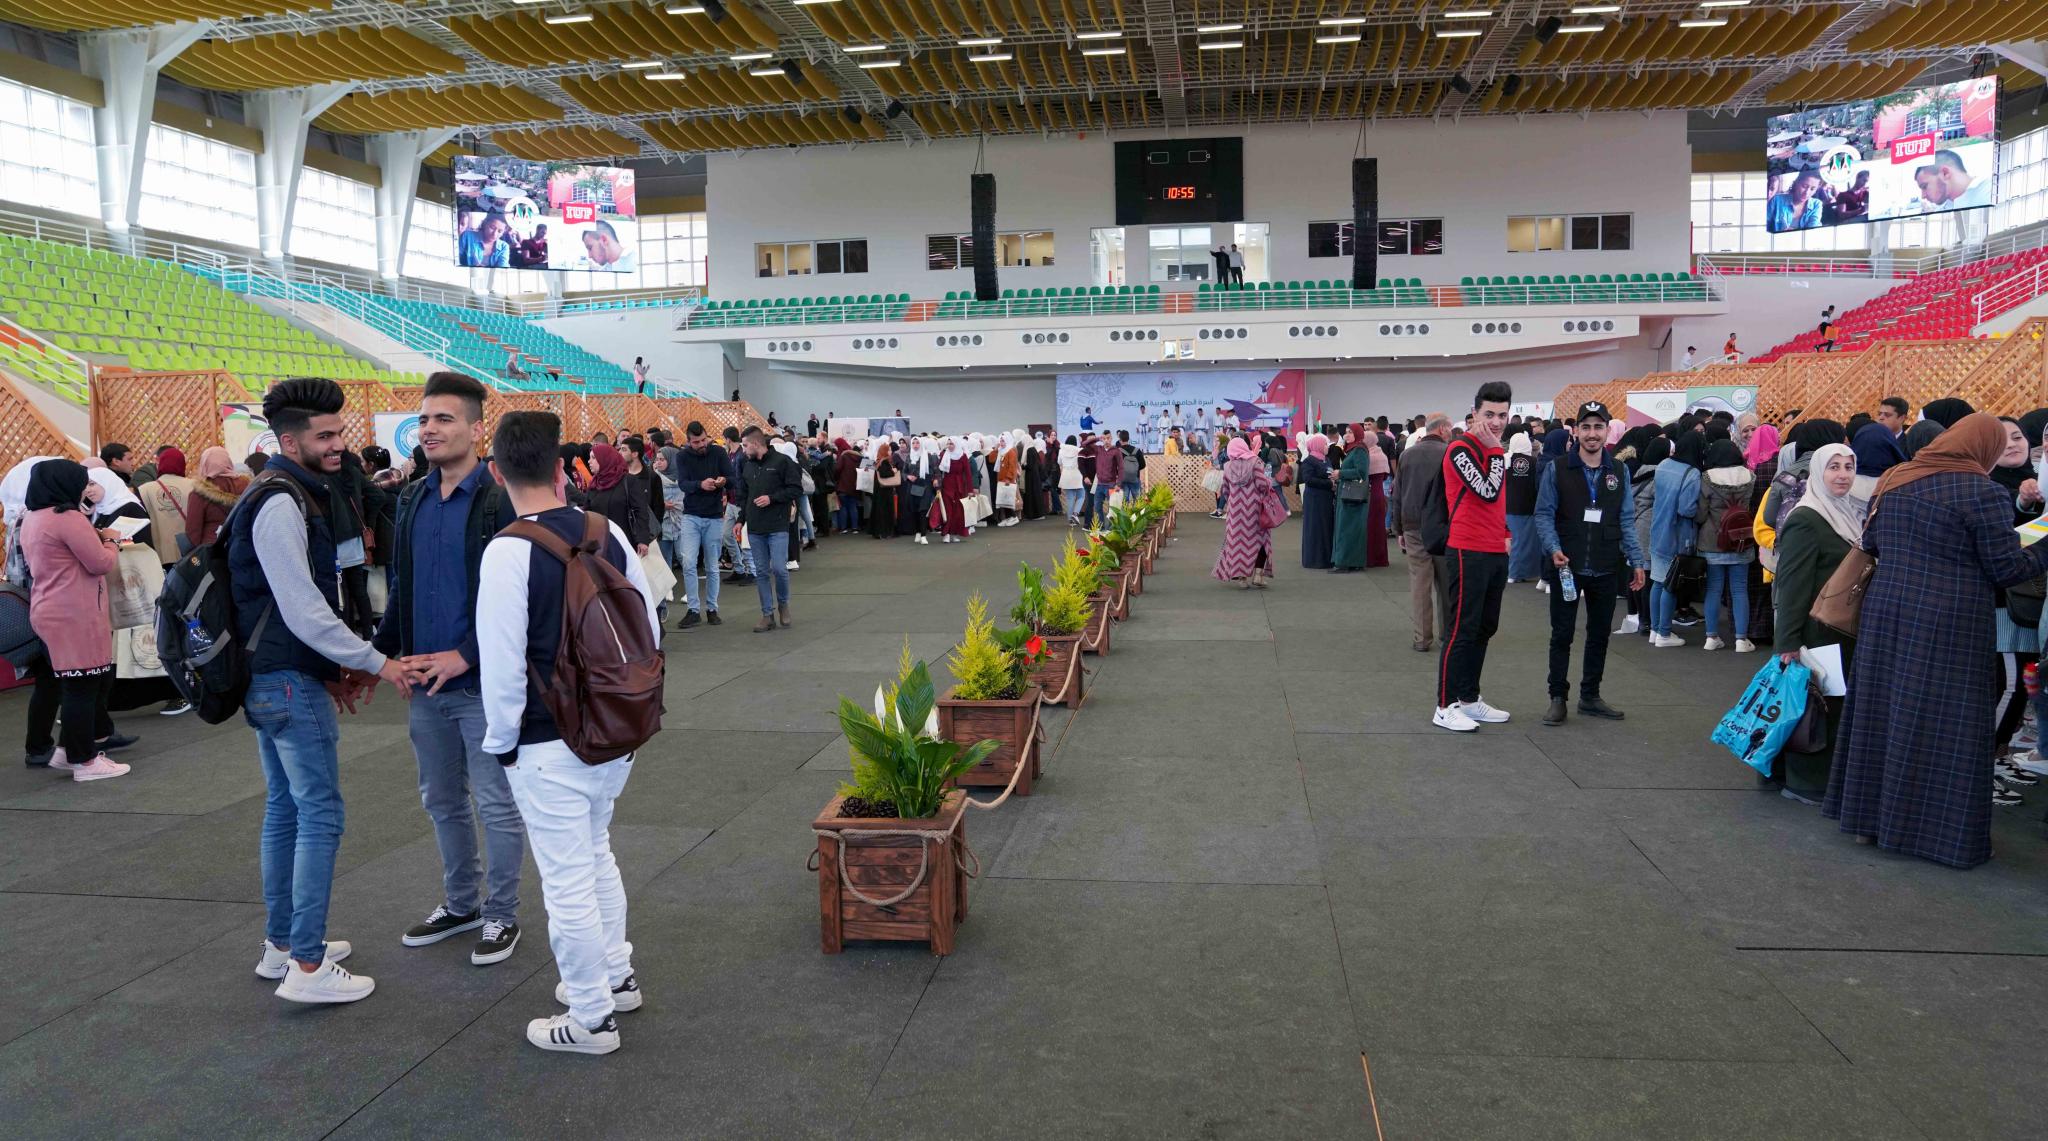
[{"left": 504, "top": 740, "right": 634, "bottom": 1027}]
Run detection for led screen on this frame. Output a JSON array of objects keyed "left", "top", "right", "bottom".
[
  {"left": 1765, "top": 77, "right": 1998, "bottom": 233},
  {"left": 452, "top": 155, "right": 639, "bottom": 272}
]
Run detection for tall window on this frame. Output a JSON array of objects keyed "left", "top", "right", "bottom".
[
  {"left": 634, "top": 212, "right": 708, "bottom": 289},
  {"left": 755, "top": 239, "right": 866, "bottom": 278},
  {"left": 139, "top": 124, "right": 259, "bottom": 249},
  {"left": 0, "top": 78, "right": 97, "bottom": 218},
  {"left": 403, "top": 199, "right": 467, "bottom": 286},
  {"left": 928, "top": 231, "right": 1054, "bottom": 269},
  {"left": 1993, "top": 124, "right": 2048, "bottom": 236},
  {"left": 1148, "top": 226, "right": 1213, "bottom": 282},
  {"left": 289, "top": 167, "right": 375, "bottom": 269}
]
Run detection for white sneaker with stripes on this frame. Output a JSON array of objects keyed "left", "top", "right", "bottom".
[{"left": 527, "top": 1012, "right": 620, "bottom": 1055}]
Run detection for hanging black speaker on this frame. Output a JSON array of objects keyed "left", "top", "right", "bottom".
[
  {"left": 700, "top": 0, "right": 728, "bottom": 22},
  {"left": 1351, "top": 157, "right": 1377, "bottom": 292},
  {"left": 885, "top": 99, "right": 907, "bottom": 120},
  {"left": 1501, "top": 74, "right": 1522, "bottom": 98},
  {"left": 971, "top": 172, "right": 998, "bottom": 302},
  {"left": 1535, "top": 17, "right": 1562, "bottom": 43},
  {"left": 1450, "top": 74, "right": 1472, "bottom": 95}
]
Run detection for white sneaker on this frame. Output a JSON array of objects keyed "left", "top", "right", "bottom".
[
  {"left": 255, "top": 939, "right": 351, "bottom": 980},
  {"left": 527, "top": 1012, "right": 620, "bottom": 1055},
  {"left": 1459, "top": 698, "right": 1511, "bottom": 724},
  {"left": 1615, "top": 614, "right": 1641, "bottom": 634},
  {"left": 785, "top": 560, "right": 799, "bottom": 571},
  {"left": 1536, "top": 580, "right": 1550, "bottom": 593},
  {"left": 70, "top": 755, "right": 129, "bottom": 782},
  {"left": 1702, "top": 636, "right": 1727, "bottom": 651},
  {"left": 274, "top": 959, "right": 375, "bottom": 1004},
  {"left": 555, "top": 974, "right": 643, "bottom": 1013},
  {"left": 1734, "top": 638, "right": 1757, "bottom": 653},
  {"left": 2013, "top": 752, "right": 2048, "bottom": 778},
  {"left": 914, "top": 534, "right": 929, "bottom": 545},
  {"left": 1432, "top": 704, "right": 1479, "bottom": 732},
  {"left": 1650, "top": 632, "right": 1686, "bottom": 648}
]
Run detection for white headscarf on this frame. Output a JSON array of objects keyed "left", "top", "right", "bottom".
[
  {"left": 942, "top": 437, "right": 967, "bottom": 465},
  {"left": 1789, "top": 443, "right": 1871, "bottom": 547},
  {"left": 1507, "top": 432, "right": 1533, "bottom": 457},
  {"left": 86, "top": 466, "right": 141, "bottom": 516},
  {"left": 771, "top": 439, "right": 799, "bottom": 462},
  {"left": 0, "top": 456, "right": 55, "bottom": 528}
]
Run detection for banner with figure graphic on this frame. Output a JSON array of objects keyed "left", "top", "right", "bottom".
[{"left": 1054, "top": 369, "right": 1307, "bottom": 450}]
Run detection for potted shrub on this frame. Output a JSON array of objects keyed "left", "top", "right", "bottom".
[
  {"left": 1087, "top": 535, "right": 1136, "bottom": 621},
  {"left": 937, "top": 595, "right": 1047, "bottom": 797},
  {"left": 1061, "top": 538, "right": 1116, "bottom": 653},
  {"left": 1031, "top": 571, "right": 1090, "bottom": 706},
  {"left": 814, "top": 648, "right": 999, "bottom": 955}
]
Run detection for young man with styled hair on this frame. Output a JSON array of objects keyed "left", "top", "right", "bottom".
[
  {"left": 234, "top": 378, "right": 413, "bottom": 1003},
  {"left": 478, "top": 411, "right": 659, "bottom": 1055},
  {"left": 374, "top": 371, "right": 526, "bottom": 965},
  {"left": 1434, "top": 380, "right": 1514, "bottom": 732}
]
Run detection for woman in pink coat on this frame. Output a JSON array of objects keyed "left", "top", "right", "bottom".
[
  {"left": 1212, "top": 436, "right": 1281, "bottom": 588},
  {"left": 21, "top": 459, "right": 128, "bottom": 781}
]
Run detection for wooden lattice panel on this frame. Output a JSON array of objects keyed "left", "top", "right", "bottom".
[
  {"left": 1142, "top": 455, "right": 1219, "bottom": 513},
  {"left": 480, "top": 391, "right": 550, "bottom": 454},
  {"left": 389, "top": 385, "right": 426, "bottom": 407},
  {"left": 697, "top": 400, "right": 768, "bottom": 437},
  {"left": 92, "top": 371, "right": 229, "bottom": 459},
  {"left": 1550, "top": 384, "right": 1602, "bottom": 416},
  {"left": 337, "top": 379, "right": 397, "bottom": 450},
  {"left": 0, "top": 370, "right": 83, "bottom": 473},
  {"left": 590, "top": 393, "right": 676, "bottom": 441},
  {"left": 1954, "top": 321, "right": 2048, "bottom": 417},
  {"left": 1791, "top": 341, "right": 1996, "bottom": 424}
]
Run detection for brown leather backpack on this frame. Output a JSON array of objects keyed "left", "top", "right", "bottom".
[{"left": 502, "top": 511, "right": 665, "bottom": 764}]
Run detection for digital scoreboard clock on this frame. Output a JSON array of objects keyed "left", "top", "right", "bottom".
[{"left": 1114, "top": 138, "right": 1245, "bottom": 225}]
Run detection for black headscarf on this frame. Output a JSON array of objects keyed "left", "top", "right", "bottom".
[
  {"left": 1852, "top": 422, "right": 1907, "bottom": 476},
  {"left": 2018, "top": 408, "right": 2048, "bottom": 450},
  {"left": 1701, "top": 419, "right": 1732, "bottom": 445},
  {"left": 1635, "top": 436, "right": 1672, "bottom": 482},
  {"left": 1669, "top": 431, "right": 1707, "bottom": 469},
  {"left": 1786, "top": 418, "right": 1847, "bottom": 459},
  {"left": 1992, "top": 417, "right": 2032, "bottom": 495},
  {"left": 24, "top": 459, "right": 87, "bottom": 514},
  {"left": 1703, "top": 439, "right": 1747, "bottom": 471},
  {"left": 408, "top": 445, "right": 429, "bottom": 483},
  {"left": 1923, "top": 398, "right": 1974, "bottom": 429}
]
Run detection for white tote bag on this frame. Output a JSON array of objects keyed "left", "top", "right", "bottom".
[
  {"left": 994, "top": 483, "right": 1018, "bottom": 509},
  {"left": 855, "top": 466, "right": 875, "bottom": 493},
  {"left": 640, "top": 548, "right": 679, "bottom": 601}
]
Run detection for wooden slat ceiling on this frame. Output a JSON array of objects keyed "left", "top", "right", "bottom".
[
  {"left": 643, "top": 109, "right": 884, "bottom": 151},
  {"left": 563, "top": 61, "right": 841, "bottom": 117},
  {"left": 0, "top": 0, "right": 325, "bottom": 33},
  {"left": 490, "top": 125, "right": 639, "bottom": 162},
  {"left": 164, "top": 27, "right": 465, "bottom": 90},
  {"left": 446, "top": 5, "right": 777, "bottom": 68},
  {"left": 316, "top": 85, "right": 565, "bottom": 134},
  {"left": 1482, "top": 68, "right": 1755, "bottom": 115},
  {"left": 1518, "top": 5, "right": 1836, "bottom": 68},
  {"left": 1767, "top": 61, "right": 1932, "bottom": 107},
  {"left": 1850, "top": 0, "right": 2048, "bottom": 52}
]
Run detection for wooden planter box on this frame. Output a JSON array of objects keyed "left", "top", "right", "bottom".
[
  {"left": 1141, "top": 527, "right": 1160, "bottom": 573},
  {"left": 815, "top": 791, "right": 967, "bottom": 955},
  {"left": 938, "top": 686, "right": 1043, "bottom": 797},
  {"left": 1084, "top": 588, "right": 1116, "bottom": 653},
  {"left": 1029, "top": 631, "right": 1086, "bottom": 705}
]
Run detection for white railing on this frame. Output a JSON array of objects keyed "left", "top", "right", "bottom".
[
  {"left": 682, "top": 279, "right": 1724, "bottom": 331},
  {"left": 0, "top": 317, "right": 91, "bottom": 403},
  {"left": 1974, "top": 261, "right": 2048, "bottom": 327},
  {"left": 1680, "top": 352, "right": 1738, "bottom": 372},
  {"left": 209, "top": 264, "right": 502, "bottom": 385},
  {"left": 1696, "top": 220, "right": 2048, "bottom": 281}
]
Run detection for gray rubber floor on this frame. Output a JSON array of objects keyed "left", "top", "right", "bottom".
[{"left": 2, "top": 514, "right": 2045, "bottom": 1140}]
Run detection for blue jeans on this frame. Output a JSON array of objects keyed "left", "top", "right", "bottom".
[
  {"left": 748, "top": 529, "right": 790, "bottom": 614},
  {"left": 834, "top": 495, "right": 860, "bottom": 533},
  {"left": 1506, "top": 514, "right": 1543, "bottom": 581},
  {"left": 1705, "top": 562, "right": 1750, "bottom": 639},
  {"left": 1063, "top": 488, "right": 1085, "bottom": 518},
  {"left": 723, "top": 503, "right": 752, "bottom": 574},
  {"left": 1650, "top": 581, "right": 1678, "bottom": 637},
  {"left": 677, "top": 513, "right": 722, "bottom": 615},
  {"left": 247, "top": 669, "right": 344, "bottom": 966},
  {"left": 409, "top": 685, "right": 523, "bottom": 924},
  {"left": 1121, "top": 480, "right": 1142, "bottom": 508},
  {"left": 797, "top": 495, "right": 814, "bottom": 543},
  {"left": 1089, "top": 484, "right": 1110, "bottom": 525}
]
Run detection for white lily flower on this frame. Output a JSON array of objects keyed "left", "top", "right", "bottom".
[{"left": 922, "top": 707, "right": 940, "bottom": 738}]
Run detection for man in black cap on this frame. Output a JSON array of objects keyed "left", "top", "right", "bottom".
[{"left": 1531, "top": 400, "right": 1646, "bottom": 726}]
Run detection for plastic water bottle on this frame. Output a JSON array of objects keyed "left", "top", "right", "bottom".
[
  {"left": 185, "top": 618, "right": 214, "bottom": 659},
  {"left": 1557, "top": 567, "right": 1578, "bottom": 602}
]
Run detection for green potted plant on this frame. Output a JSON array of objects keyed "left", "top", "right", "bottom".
[
  {"left": 1010, "top": 561, "right": 1047, "bottom": 628},
  {"left": 1031, "top": 568, "right": 1090, "bottom": 706},
  {"left": 813, "top": 645, "right": 1000, "bottom": 955},
  {"left": 937, "top": 595, "right": 1047, "bottom": 797},
  {"left": 1065, "top": 538, "right": 1117, "bottom": 653}
]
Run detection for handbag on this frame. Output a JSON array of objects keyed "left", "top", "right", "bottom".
[
  {"left": 2007, "top": 572, "right": 2046, "bottom": 629},
  {"left": 1339, "top": 479, "right": 1370, "bottom": 503},
  {"left": 1810, "top": 547, "right": 1876, "bottom": 638},
  {"left": 1785, "top": 672, "right": 1830, "bottom": 754},
  {"left": 639, "top": 547, "right": 678, "bottom": 602},
  {"left": 1257, "top": 481, "right": 1288, "bottom": 530},
  {"left": 1200, "top": 469, "right": 1224, "bottom": 494},
  {"left": 110, "top": 545, "right": 164, "bottom": 630},
  {"left": 855, "top": 466, "right": 875, "bottom": 493},
  {"left": 1667, "top": 552, "right": 1707, "bottom": 599}
]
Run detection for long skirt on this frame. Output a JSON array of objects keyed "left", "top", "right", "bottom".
[
  {"left": 1022, "top": 466, "right": 1045, "bottom": 520},
  {"left": 1300, "top": 484, "right": 1335, "bottom": 569},
  {"left": 867, "top": 486, "right": 898, "bottom": 537},
  {"left": 1365, "top": 474, "right": 1390, "bottom": 568},
  {"left": 931, "top": 489, "right": 970, "bottom": 537},
  {"left": 1213, "top": 483, "right": 1277, "bottom": 581}
]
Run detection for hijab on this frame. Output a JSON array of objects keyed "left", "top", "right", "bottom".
[
  {"left": 1991, "top": 417, "right": 2033, "bottom": 495},
  {"left": 1305, "top": 434, "right": 1329, "bottom": 460},
  {"left": 1744, "top": 424, "right": 1779, "bottom": 471},
  {"left": 1790, "top": 443, "right": 1870, "bottom": 546},
  {"left": 1637, "top": 435, "right": 1672, "bottom": 478},
  {"left": 1, "top": 455, "right": 55, "bottom": 526},
  {"left": 588, "top": 443, "right": 626, "bottom": 491},
  {"left": 25, "top": 458, "right": 88, "bottom": 514},
  {"left": 1506, "top": 431, "right": 1533, "bottom": 458},
  {"left": 1851, "top": 421, "right": 1907, "bottom": 477},
  {"left": 1542, "top": 427, "right": 1569, "bottom": 457},
  {"left": 1226, "top": 435, "right": 1255, "bottom": 461},
  {"left": 1668, "top": 431, "right": 1706, "bottom": 469},
  {"left": 86, "top": 465, "right": 140, "bottom": 515},
  {"left": 1923, "top": 398, "right": 1974, "bottom": 428},
  {"left": 1874, "top": 411, "right": 2007, "bottom": 501},
  {"left": 2020, "top": 408, "right": 2048, "bottom": 451},
  {"left": 1703, "top": 438, "right": 1749, "bottom": 478},
  {"left": 1361, "top": 428, "right": 1390, "bottom": 475}
]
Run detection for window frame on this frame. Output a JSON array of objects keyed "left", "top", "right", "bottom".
[
  {"left": 926, "top": 229, "right": 1056, "bottom": 269},
  {"left": 755, "top": 238, "right": 868, "bottom": 278}
]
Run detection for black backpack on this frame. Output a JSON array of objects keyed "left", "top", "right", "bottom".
[{"left": 155, "top": 471, "right": 316, "bottom": 724}]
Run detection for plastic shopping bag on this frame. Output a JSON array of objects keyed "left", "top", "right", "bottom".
[{"left": 1711, "top": 659, "right": 1813, "bottom": 774}]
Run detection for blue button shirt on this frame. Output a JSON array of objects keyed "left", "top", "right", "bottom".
[{"left": 410, "top": 461, "right": 490, "bottom": 656}]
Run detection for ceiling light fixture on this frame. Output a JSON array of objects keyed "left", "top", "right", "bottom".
[
  {"left": 1197, "top": 23, "right": 1243, "bottom": 33},
  {"left": 1678, "top": 17, "right": 1728, "bottom": 26},
  {"left": 731, "top": 51, "right": 773, "bottom": 60},
  {"left": 958, "top": 36, "right": 1003, "bottom": 47},
  {"left": 1316, "top": 34, "right": 1363, "bottom": 44},
  {"left": 1568, "top": 4, "right": 1619, "bottom": 13},
  {"left": 1081, "top": 47, "right": 1126, "bottom": 56},
  {"left": 1441, "top": 8, "right": 1493, "bottom": 16},
  {"left": 543, "top": 11, "right": 594, "bottom": 24},
  {"left": 664, "top": 4, "right": 704, "bottom": 12},
  {"left": 621, "top": 59, "right": 664, "bottom": 69},
  {"left": 749, "top": 66, "right": 786, "bottom": 76},
  {"left": 1197, "top": 40, "right": 1244, "bottom": 50},
  {"left": 842, "top": 43, "right": 889, "bottom": 53},
  {"left": 1555, "top": 23, "right": 1605, "bottom": 33},
  {"left": 791, "top": 0, "right": 838, "bottom": 5},
  {"left": 646, "top": 71, "right": 688, "bottom": 81},
  {"left": 968, "top": 52, "right": 1013, "bottom": 62},
  {"left": 1318, "top": 16, "right": 1366, "bottom": 26},
  {"left": 857, "top": 59, "right": 902, "bottom": 69},
  {"left": 1435, "top": 28, "right": 1485, "bottom": 38},
  {"left": 1075, "top": 30, "right": 1122, "bottom": 40},
  {"left": 1699, "top": 0, "right": 1753, "bottom": 7}
]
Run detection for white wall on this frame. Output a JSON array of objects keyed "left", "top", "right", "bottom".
[
  {"left": 537, "top": 307, "right": 732, "bottom": 397},
  {"left": 732, "top": 364, "right": 1055, "bottom": 434},
  {"left": 1668, "top": 275, "right": 1897, "bottom": 366},
  {"left": 707, "top": 114, "right": 1692, "bottom": 302}
]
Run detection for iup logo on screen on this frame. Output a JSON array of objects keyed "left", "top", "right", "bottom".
[
  {"left": 1891, "top": 133, "right": 1938, "bottom": 164},
  {"left": 562, "top": 202, "right": 599, "bottom": 224}
]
